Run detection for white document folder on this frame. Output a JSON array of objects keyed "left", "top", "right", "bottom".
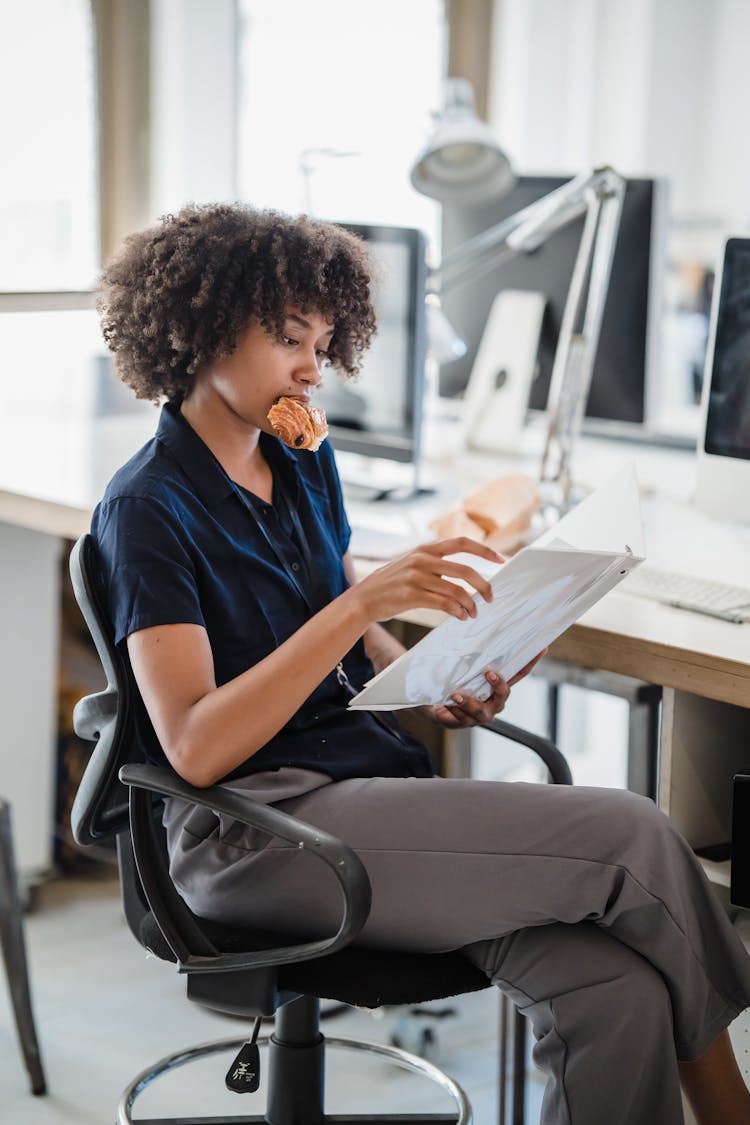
[{"left": 348, "top": 463, "right": 645, "bottom": 711}]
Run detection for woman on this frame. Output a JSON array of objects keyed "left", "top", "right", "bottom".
[{"left": 92, "top": 203, "right": 750, "bottom": 1124}]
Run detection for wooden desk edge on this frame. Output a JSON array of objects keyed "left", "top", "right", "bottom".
[
  {"left": 0, "top": 490, "right": 90, "bottom": 540},
  {"left": 551, "top": 623, "right": 750, "bottom": 709},
  {"left": 1, "top": 511, "right": 747, "bottom": 708},
  {"left": 392, "top": 610, "right": 750, "bottom": 708}
]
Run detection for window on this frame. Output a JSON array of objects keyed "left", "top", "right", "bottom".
[
  {"left": 236, "top": 0, "right": 444, "bottom": 254},
  {"left": 0, "top": 0, "right": 99, "bottom": 292}
]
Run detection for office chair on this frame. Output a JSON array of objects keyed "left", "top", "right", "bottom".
[
  {"left": 68, "top": 532, "right": 572, "bottom": 1125},
  {"left": 0, "top": 798, "right": 47, "bottom": 1096}
]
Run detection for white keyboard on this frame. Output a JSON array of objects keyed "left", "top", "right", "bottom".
[{"left": 621, "top": 565, "right": 750, "bottom": 623}]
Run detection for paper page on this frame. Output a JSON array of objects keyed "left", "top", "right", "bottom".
[
  {"left": 349, "top": 546, "right": 641, "bottom": 709},
  {"left": 348, "top": 463, "right": 645, "bottom": 711},
  {"left": 532, "top": 461, "right": 645, "bottom": 556}
]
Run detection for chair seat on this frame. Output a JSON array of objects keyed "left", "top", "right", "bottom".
[
  {"left": 140, "top": 912, "right": 489, "bottom": 1009},
  {"left": 68, "top": 531, "right": 572, "bottom": 1124}
]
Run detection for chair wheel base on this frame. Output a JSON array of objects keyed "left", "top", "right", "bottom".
[{"left": 116, "top": 1033, "right": 472, "bottom": 1125}]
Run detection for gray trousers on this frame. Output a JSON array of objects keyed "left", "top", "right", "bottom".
[{"left": 164, "top": 772, "right": 750, "bottom": 1125}]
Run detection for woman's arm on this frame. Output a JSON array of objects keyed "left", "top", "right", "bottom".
[
  {"left": 342, "top": 551, "right": 408, "bottom": 674},
  {"left": 128, "top": 537, "right": 500, "bottom": 787}
]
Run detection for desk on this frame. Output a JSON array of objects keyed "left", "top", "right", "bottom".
[
  {"left": 0, "top": 412, "right": 157, "bottom": 886},
  {"left": 2, "top": 410, "right": 750, "bottom": 897},
  {"left": 346, "top": 424, "right": 750, "bottom": 892}
]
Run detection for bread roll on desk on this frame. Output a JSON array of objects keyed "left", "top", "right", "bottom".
[{"left": 430, "top": 473, "right": 540, "bottom": 556}]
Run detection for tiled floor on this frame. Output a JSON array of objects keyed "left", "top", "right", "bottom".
[
  {"left": 5, "top": 864, "right": 750, "bottom": 1123},
  {"left": 1, "top": 866, "right": 545, "bottom": 1124},
  {"left": 4, "top": 680, "right": 750, "bottom": 1124}
]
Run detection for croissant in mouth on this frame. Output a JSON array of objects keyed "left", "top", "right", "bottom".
[{"left": 267, "top": 396, "right": 329, "bottom": 452}]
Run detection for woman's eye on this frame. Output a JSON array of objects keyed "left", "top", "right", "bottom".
[
  {"left": 282, "top": 336, "right": 299, "bottom": 347},
  {"left": 316, "top": 349, "right": 329, "bottom": 362}
]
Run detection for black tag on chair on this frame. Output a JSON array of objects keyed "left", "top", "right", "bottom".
[{"left": 225, "top": 1040, "right": 261, "bottom": 1093}]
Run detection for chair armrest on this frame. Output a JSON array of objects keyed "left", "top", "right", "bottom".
[
  {"left": 119, "top": 763, "right": 372, "bottom": 974},
  {"left": 478, "top": 717, "right": 573, "bottom": 786}
]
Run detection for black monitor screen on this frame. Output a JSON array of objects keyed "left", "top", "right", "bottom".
[
  {"left": 315, "top": 223, "right": 427, "bottom": 464},
  {"left": 703, "top": 237, "right": 750, "bottom": 461},
  {"left": 440, "top": 176, "right": 660, "bottom": 427}
]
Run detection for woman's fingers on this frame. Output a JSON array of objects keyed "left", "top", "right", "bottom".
[
  {"left": 435, "top": 558, "right": 495, "bottom": 605},
  {"left": 443, "top": 672, "right": 511, "bottom": 725},
  {"left": 429, "top": 704, "right": 469, "bottom": 729},
  {"left": 484, "top": 670, "right": 511, "bottom": 706},
  {"left": 396, "top": 558, "right": 485, "bottom": 619},
  {"left": 423, "top": 537, "right": 504, "bottom": 566},
  {"left": 449, "top": 692, "right": 506, "bottom": 723},
  {"left": 402, "top": 569, "right": 476, "bottom": 620},
  {"left": 403, "top": 542, "right": 500, "bottom": 612},
  {"left": 355, "top": 535, "right": 504, "bottom": 625}
]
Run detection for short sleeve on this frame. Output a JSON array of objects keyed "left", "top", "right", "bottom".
[{"left": 91, "top": 495, "right": 205, "bottom": 645}]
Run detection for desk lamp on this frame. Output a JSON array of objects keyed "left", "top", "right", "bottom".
[{"left": 411, "top": 78, "right": 626, "bottom": 508}]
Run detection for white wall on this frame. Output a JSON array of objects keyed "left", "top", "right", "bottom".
[
  {"left": 703, "top": 0, "right": 750, "bottom": 236},
  {"left": 150, "top": 0, "right": 238, "bottom": 218},
  {"left": 489, "top": 0, "right": 750, "bottom": 244}
]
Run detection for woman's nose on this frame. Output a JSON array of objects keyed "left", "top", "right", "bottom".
[{"left": 298, "top": 352, "right": 323, "bottom": 386}]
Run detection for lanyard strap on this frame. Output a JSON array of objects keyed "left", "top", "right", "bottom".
[
  {"left": 335, "top": 661, "right": 410, "bottom": 748},
  {"left": 275, "top": 476, "right": 317, "bottom": 592},
  {"left": 233, "top": 472, "right": 409, "bottom": 749}
]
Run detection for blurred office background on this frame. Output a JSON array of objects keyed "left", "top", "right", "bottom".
[
  {"left": 1, "top": 0, "right": 749, "bottom": 839},
  {"left": 1, "top": 0, "right": 749, "bottom": 842},
  {"left": 3, "top": 0, "right": 750, "bottom": 421},
  {"left": 3, "top": 0, "right": 749, "bottom": 788},
  {"left": 2, "top": 3, "right": 750, "bottom": 1119}
]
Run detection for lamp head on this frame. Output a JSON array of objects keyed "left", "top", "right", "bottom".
[{"left": 410, "top": 78, "right": 515, "bottom": 205}]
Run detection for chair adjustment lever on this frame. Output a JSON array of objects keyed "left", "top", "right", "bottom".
[{"left": 225, "top": 1017, "right": 262, "bottom": 1094}]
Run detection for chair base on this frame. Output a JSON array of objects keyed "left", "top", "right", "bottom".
[{"left": 117, "top": 1034, "right": 471, "bottom": 1125}]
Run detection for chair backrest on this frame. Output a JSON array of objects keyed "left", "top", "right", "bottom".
[
  {"left": 68, "top": 533, "right": 138, "bottom": 846},
  {"left": 68, "top": 533, "right": 216, "bottom": 962},
  {"left": 68, "top": 533, "right": 492, "bottom": 1015}
]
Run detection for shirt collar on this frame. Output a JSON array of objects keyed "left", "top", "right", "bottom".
[{"left": 156, "top": 402, "right": 300, "bottom": 509}]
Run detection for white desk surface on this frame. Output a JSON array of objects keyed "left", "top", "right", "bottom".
[
  {"left": 344, "top": 421, "right": 750, "bottom": 705},
  {"left": 2, "top": 408, "right": 749, "bottom": 705}
]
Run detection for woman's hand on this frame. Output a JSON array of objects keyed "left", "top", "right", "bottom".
[
  {"left": 348, "top": 537, "right": 503, "bottom": 624},
  {"left": 424, "top": 649, "right": 548, "bottom": 729}
]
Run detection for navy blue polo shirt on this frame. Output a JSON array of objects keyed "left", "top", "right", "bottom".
[{"left": 90, "top": 403, "right": 433, "bottom": 783}]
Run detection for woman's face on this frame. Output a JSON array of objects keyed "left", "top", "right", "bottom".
[{"left": 193, "top": 307, "right": 334, "bottom": 431}]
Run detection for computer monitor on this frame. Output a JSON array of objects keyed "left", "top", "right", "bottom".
[
  {"left": 694, "top": 236, "right": 750, "bottom": 522},
  {"left": 439, "top": 175, "right": 666, "bottom": 435},
  {"left": 315, "top": 222, "right": 428, "bottom": 468}
]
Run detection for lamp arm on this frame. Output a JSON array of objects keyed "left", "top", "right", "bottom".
[
  {"left": 539, "top": 173, "right": 626, "bottom": 501},
  {"left": 432, "top": 166, "right": 622, "bottom": 294},
  {"left": 429, "top": 162, "right": 626, "bottom": 506}
]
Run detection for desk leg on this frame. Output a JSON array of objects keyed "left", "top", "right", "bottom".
[
  {"left": 0, "top": 801, "right": 46, "bottom": 1095},
  {"left": 536, "top": 660, "right": 661, "bottom": 799},
  {"left": 627, "top": 690, "right": 661, "bottom": 800},
  {"left": 0, "top": 522, "right": 60, "bottom": 889}
]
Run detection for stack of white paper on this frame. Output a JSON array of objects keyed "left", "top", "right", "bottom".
[{"left": 348, "top": 463, "right": 645, "bottom": 710}]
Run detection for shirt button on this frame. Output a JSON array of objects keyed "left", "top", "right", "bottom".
[{"left": 291, "top": 562, "right": 300, "bottom": 572}]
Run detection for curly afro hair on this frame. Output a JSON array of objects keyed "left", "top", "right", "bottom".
[{"left": 97, "top": 204, "right": 378, "bottom": 404}]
